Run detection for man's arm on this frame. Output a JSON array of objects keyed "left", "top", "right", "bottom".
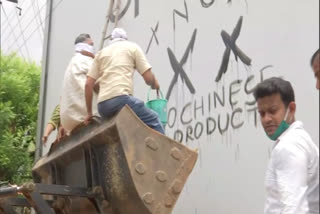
[
  {"left": 142, "top": 69, "right": 160, "bottom": 90},
  {"left": 80, "top": 50, "right": 95, "bottom": 59},
  {"left": 57, "top": 126, "right": 66, "bottom": 142},
  {"left": 42, "top": 123, "right": 55, "bottom": 145},
  {"left": 42, "top": 105, "right": 60, "bottom": 144},
  {"left": 84, "top": 76, "right": 96, "bottom": 124},
  {"left": 274, "top": 147, "right": 309, "bottom": 213},
  {"left": 134, "top": 45, "right": 160, "bottom": 91}
]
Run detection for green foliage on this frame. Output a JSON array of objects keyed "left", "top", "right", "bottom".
[{"left": 0, "top": 52, "right": 41, "bottom": 184}]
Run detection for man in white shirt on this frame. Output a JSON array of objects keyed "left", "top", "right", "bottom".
[
  {"left": 254, "top": 77, "right": 319, "bottom": 214},
  {"left": 60, "top": 33, "right": 98, "bottom": 133}
]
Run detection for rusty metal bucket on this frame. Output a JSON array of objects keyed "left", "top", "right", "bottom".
[{"left": 32, "top": 105, "right": 198, "bottom": 214}]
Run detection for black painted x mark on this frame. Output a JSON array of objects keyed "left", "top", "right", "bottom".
[
  {"left": 215, "top": 16, "right": 252, "bottom": 82},
  {"left": 166, "top": 29, "right": 197, "bottom": 100},
  {"left": 146, "top": 22, "right": 159, "bottom": 54}
]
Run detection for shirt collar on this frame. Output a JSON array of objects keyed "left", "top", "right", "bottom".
[
  {"left": 271, "top": 121, "right": 303, "bottom": 149},
  {"left": 277, "top": 121, "right": 303, "bottom": 142}
]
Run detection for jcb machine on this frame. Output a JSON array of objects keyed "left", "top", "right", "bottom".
[{"left": 0, "top": 106, "right": 198, "bottom": 214}]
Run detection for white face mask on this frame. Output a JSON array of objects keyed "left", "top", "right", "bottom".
[{"left": 75, "top": 43, "right": 95, "bottom": 54}]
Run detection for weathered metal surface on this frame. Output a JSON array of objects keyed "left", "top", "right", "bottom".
[
  {"left": 0, "top": 186, "right": 19, "bottom": 198},
  {"left": 0, "top": 183, "right": 104, "bottom": 214},
  {"left": 32, "top": 105, "right": 198, "bottom": 214}
]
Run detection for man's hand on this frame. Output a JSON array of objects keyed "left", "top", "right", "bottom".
[
  {"left": 84, "top": 114, "right": 93, "bottom": 126},
  {"left": 42, "top": 135, "right": 48, "bottom": 145},
  {"left": 94, "top": 83, "right": 100, "bottom": 94},
  {"left": 151, "top": 79, "right": 160, "bottom": 90},
  {"left": 57, "top": 126, "right": 66, "bottom": 142}
]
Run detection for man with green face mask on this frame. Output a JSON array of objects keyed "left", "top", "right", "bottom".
[{"left": 254, "top": 77, "right": 319, "bottom": 214}]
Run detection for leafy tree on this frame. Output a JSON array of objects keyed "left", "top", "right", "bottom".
[{"left": 0, "top": 52, "right": 40, "bottom": 184}]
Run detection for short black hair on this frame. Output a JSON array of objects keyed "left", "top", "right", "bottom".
[
  {"left": 74, "top": 33, "right": 91, "bottom": 45},
  {"left": 311, "top": 49, "right": 319, "bottom": 66},
  {"left": 254, "top": 77, "right": 295, "bottom": 107}
]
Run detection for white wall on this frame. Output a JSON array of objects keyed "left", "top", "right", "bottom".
[{"left": 40, "top": 0, "right": 319, "bottom": 213}]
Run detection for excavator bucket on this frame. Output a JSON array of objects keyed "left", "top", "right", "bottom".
[{"left": 32, "top": 105, "right": 198, "bottom": 214}]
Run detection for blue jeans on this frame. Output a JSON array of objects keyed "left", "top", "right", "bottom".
[{"left": 98, "top": 95, "right": 165, "bottom": 134}]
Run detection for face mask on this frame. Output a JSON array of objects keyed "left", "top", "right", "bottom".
[
  {"left": 267, "top": 109, "right": 291, "bottom": 141},
  {"left": 88, "top": 45, "right": 95, "bottom": 54},
  {"left": 75, "top": 43, "right": 95, "bottom": 54}
]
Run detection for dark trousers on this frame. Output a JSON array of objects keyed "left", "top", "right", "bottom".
[{"left": 98, "top": 95, "right": 165, "bottom": 134}]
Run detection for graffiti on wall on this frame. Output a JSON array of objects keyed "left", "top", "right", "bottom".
[
  {"left": 146, "top": 22, "right": 159, "bottom": 54},
  {"left": 109, "top": 0, "right": 275, "bottom": 147},
  {"left": 216, "top": 16, "right": 252, "bottom": 82},
  {"left": 167, "top": 66, "right": 273, "bottom": 143},
  {"left": 166, "top": 29, "right": 197, "bottom": 100}
]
